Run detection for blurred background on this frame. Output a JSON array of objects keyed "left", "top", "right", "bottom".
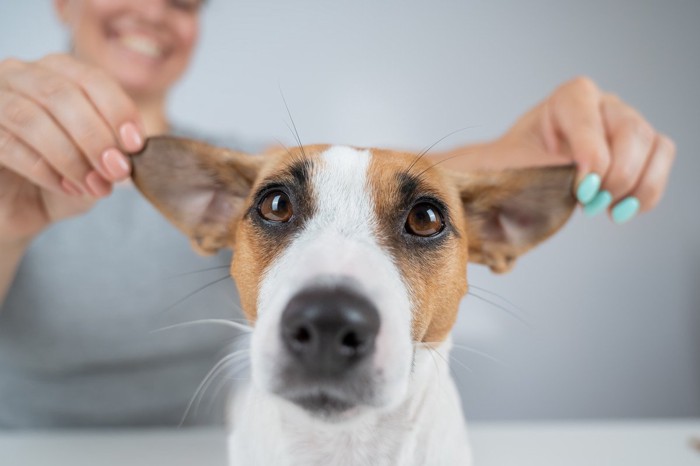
[{"left": 1, "top": 0, "right": 698, "bottom": 421}]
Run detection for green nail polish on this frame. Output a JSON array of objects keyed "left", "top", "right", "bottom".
[
  {"left": 612, "top": 197, "right": 640, "bottom": 224},
  {"left": 576, "top": 173, "right": 601, "bottom": 204},
  {"left": 584, "top": 190, "right": 612, "bottom": 217}
]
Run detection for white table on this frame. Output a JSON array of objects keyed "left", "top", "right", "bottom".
[{"left": 2, "top": 420, "right": 699, "bottom": 465}]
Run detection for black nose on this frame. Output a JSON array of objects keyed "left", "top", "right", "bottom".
[{"left": 281, "top": 286, "right": 380, "bottom": 377}]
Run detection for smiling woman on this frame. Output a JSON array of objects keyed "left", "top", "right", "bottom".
[{"left": 0, "top": 0, "right": 679, "bottom": 438}]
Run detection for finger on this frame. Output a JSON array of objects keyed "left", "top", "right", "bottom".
[
  {"left": 5, "top": 65, "right": 131, "bottom": 182},
  {"left": 0, "top": 125, "right": 66, "bottom": 195},
  {"left": 549, "top": 77, "right": 611, "bottom": 202},
  {"left": 601, "top": 95, "right": 656, "bottom": 202},
  {"left": 39, "top": 54, "right": 145, "bottom": 152},
  {"left": 628, "top": 134, "right": 676, "bottom": 213},
  {"left": 0, "top": 90, "right": 94, "bottom": 193}
]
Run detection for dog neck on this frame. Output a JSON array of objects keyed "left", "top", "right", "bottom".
[{"left": 228, "top": 339, "right": 472, "bottom": 466}]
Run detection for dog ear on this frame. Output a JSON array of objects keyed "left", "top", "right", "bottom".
[
  {"left": 130, "top": 136, "right": 265, "bottom": 255},
  {"left": 449, "top": 165, "right": 577, "bottom": 273}
]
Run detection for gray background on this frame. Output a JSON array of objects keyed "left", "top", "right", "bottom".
[{"left": 1, "top": 0, "right": 698, "bottom": 421}]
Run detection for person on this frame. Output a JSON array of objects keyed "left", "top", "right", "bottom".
[{"left": 0, "top": 0, "right": 676, "bottom": 428}]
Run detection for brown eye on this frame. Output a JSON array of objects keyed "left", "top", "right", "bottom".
[
  {"left": 405, "top": 203, "right": 444, "bottom": 237},
  {"left": 258, "top": 191, "right": 293, "bottom": 222}
]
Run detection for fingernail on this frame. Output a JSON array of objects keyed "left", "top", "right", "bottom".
[
  {"left": 61, "top": 178, "right": 81, "bottom": 196},
  {"left": 583, "top": 190, "right": 612, "bottom": 217},
  {"left": 611, "top": 197, "right": 640, "bottom": 224},
  {"left": 119, "top": 122, "right": 144, "bottom": 152},
  {"left": 85, "top": 171, "right": 112, "bottom": 197},
  {"left": 101, "top": 148, "right": 131, "bottom": 180},
  {"left": 576, "top": 173, "right": 601, "bottom": 204}
]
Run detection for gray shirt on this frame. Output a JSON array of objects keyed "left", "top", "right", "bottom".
[{"left": 0, "top": 129, "right": 256, "bottom": 428}]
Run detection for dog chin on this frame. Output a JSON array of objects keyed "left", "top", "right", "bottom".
[
  {"left": 269, "top": 382, "right": 386, "bottom": 423},
  {"left": 262, "top": 367, "right": 412, "bottom": 424},
  {"left": 286, "top": 392, "right": 363, "bottom": 421}
]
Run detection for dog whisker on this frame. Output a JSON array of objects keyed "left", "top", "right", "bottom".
[
  {"left": 282, "top": 120, "right": 300, "bottom": 147},
  {"left": 423, "top": 346, "right": 450, "bottom": 398},
  {"left": 205, "top": 371, "right": 251, "bottom": 417},
  {"left": 423, "top": 346, "right": 473, "bottom": 407},
  {"left": 446, "top": 353, "right": 474, "bottom": 375},
  {"left": 180, "top": 349, "right": 251, "bottom": 427},
  {"left": 279, "top": 87, "right": 307, "bottom": 160},
  {"left": 167, "top": 265, "right": 231, "bottom": 278},
  {"left": 412, "top": 145, "right": 483, "bottom": 179},
  {"left": 193, "top": 356, "right": 251, "bottom": 419},
  {"left": 272, "top": 137, "right": 296, "bottom": 160},
  {"left": 406, "top": 126, "right": 478, "bottom": 174},
  {"left": 450, "top": 344, "right": 504, "bottom": 366},
  {"left": 419, "top": 342, "right": 473, "bottom": 374},
  {"left": 424, "top": 345, "right": 442, "bottom": 374},
  {"left": 468, "top": 283, "right": 530, "bottom": 318},
  {"left": 420, "top": 342, "right": 474, "bottom": 380},
  {"left": 192, "top": 351, "right": 251, "bottom": 419},
  {"left": 420, "top": 341, "right": 505, "bottom": 367},
  {"left": 158, "top": 274, "right": 232, "bottom": 315},
  {"left": 467, "top": 290, "right": 531, "bottom": 327},
  {"left": 416, "top": 128, "right": 566, "bottom": 178},
  {"left": 151, "top": 318, "right": 252, "bottom": 334}
]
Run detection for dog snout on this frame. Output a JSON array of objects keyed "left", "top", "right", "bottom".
[{"left": 280, "top": 286, "right": 380, "bottom": 377}]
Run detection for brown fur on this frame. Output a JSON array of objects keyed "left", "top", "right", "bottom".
[
  {"left": 131, "top": 137, "right": 264, "bottom": 255},
  {"left": 448, "top": 166, "right": 577, "bottom": 273},
  {"left": 367, "top": 150, "right": 469, "bottom": 342},
  {"left": 131, "top": 137, "right": 576, "bottom": 343},
  {"left": 230, "top": 145, "right": 329, "bottom": 322}
]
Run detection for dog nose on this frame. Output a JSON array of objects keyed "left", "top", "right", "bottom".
[{"left": 281, "top": 286, "right": 380, "bottom": 376}]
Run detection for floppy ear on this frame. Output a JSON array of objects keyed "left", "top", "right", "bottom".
[
  {"left": 130, "top": 136, "right": 265, "bottom": 255},
  {"left": 449, "top": 165, "right": 577, "bottom": 273}
]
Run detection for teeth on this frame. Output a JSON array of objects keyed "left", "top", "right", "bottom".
[{"left": 119, "top": 34, "right": 163, "bottom": 59}]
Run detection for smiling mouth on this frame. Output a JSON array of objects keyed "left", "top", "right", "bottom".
[
  {"left": 104, "top": 24, "right": 168, "bottom": 61},
  {"left": 118, "top": 34, "right": 164, "bottom": 59}
]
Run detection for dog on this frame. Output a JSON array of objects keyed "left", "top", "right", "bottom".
[{"left": 131, "top": 136, "right": 576, "bottom": 465}]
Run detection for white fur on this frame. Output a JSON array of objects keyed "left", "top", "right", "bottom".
[
  {"left": 250, "top": 147, "right": 412, "bottom": 406},
  {"left": 228, "top": 146, "right": 472, "bottom": 465},
  {"left": 230, "top": 342, "right": 471, "bottom": 465}
]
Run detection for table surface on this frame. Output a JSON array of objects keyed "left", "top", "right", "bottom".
[{"left": 2, "top": 419, "right": 699, "bottom": 465}]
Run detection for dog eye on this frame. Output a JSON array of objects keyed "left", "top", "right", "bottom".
[
  {"left": 258, "top": 191, "right": 293, "bottom": 222},
  {"left": 405, "top": 203, "right": 444, "bottom": 237}
]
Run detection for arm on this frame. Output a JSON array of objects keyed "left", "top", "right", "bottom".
[{"left": 431, "top": 139, "right": 549, "bottom": 172}]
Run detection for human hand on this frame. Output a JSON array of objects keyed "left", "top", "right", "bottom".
[
  {"left": 0, "top": 54, "right": 145, "bottom": 246},
  {"left": 497, "top": 76, "right": 676, "bottom": 224}
]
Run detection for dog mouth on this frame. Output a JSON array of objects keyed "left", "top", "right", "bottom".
[
  {"left": 273, "top": 379, "right": 372, "bottom": 419},
  {"left": 289, "top": 392, "right": 357, "bottom": 416}
]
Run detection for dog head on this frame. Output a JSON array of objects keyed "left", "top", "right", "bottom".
[{"left": 132, "top": 136, "right": 575, "bottom": 420}]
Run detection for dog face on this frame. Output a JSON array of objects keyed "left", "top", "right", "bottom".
[{"left": 132, "top": 137, "right": 575, "bottom": 420}]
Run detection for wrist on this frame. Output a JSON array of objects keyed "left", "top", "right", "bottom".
[{"left": 0, "top": 235, "right": 32, "bottom": 257}]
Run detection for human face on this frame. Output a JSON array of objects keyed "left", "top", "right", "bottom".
[{"left": 55, "top": 0, "right": 202, "bottom": 99}]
